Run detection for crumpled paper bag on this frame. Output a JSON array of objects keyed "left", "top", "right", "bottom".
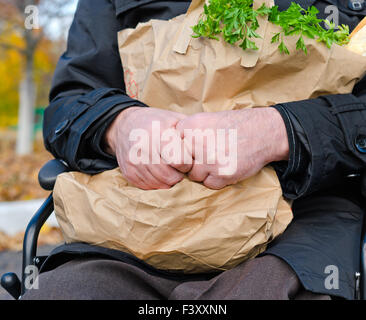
[
  {"left": 54, "top": 167, "right": 292, "bottom": 273},
  {"left": 53, "top": 0, "right": 366, "bottom": 273}
]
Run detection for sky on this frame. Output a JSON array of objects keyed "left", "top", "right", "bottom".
[{"left": 40, "top": 0, "right": 79, "bottom": 40}]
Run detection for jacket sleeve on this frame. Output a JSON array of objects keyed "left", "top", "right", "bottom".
[
  {"left": 271, "top": 82, "right": 366, "bottom": 199},
  {"left": 269, "top": 2, "right": 366, "bottom": 200},
  {"left": 43, "top": 0, "right": 148, "bottom": 174}
]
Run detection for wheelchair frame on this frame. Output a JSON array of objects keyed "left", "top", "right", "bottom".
[{"left": 1, "top": 159, "right": 366, "bottom": 300}]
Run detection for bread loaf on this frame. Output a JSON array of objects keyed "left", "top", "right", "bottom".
[{"left": 346, "top": 17, "right": 366, "bottom": 56}]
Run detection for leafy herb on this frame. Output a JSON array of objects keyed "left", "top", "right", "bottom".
[{"left": 192, "top": 0, "right": 350, "bottom": 54}]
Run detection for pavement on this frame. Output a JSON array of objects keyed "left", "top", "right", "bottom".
[
  {"left": 0, "top": 199, "right": 59, "bottom": 235},
  {"left": 0, "top": 245, "right": 59, "bottom": 300}
]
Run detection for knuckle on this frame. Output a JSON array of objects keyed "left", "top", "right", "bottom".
[
  {"left": 163, "top": 172, "right": 183, "bottom": 186},
  {"left": 174, "top": 163, "right": 192, "bottom": 173},
  {"left": 204, "top": 177, "right": 227, "bottom": 190},
  {"left": 123, "top": 170, "right": 134, "bottom": 181},
  {"left": 188, "top": 171, "right": 201, "bottom": 182}
]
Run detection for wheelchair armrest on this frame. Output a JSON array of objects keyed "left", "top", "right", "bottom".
[
  {"left": 18, "top": 159, "right": 70, "bottom": 296},
  {"left": 38, "top": 159, "right": 70, "bottom": 191},
  {"left": 0, "top": 159, "right": 71, "bottom": 298}
]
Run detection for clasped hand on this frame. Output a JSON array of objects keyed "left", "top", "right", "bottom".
[{"left": 104, "top": 107, "right": 289, "bottom": 190}]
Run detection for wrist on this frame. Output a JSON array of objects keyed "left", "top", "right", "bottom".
[
  {"left": 265, "top": 107, "right": 290, "bottom": 163},
  {"left": 103, "top": 106, "right": 142, "bottom": 155},
  {"left": 246, "top": 107, "right": 289, "bottom": 165}
]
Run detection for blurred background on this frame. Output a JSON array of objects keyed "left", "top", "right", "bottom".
[{"left": 0, "top": 0, "right": 78, "bottom": 272}]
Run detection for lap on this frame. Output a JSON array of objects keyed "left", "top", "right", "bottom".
[
  {"left": 21, "top": 254, "right": 330, "bottom": 300},
  {"left": 23, "top": 183, "right": 361, "bottom": 300}
]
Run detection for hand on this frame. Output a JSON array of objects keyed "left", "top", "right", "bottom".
[
  {"left": 173, "top": 107, "right": 289, "bottom": 189},
  {"left": 104, "top": 107, "right": 192, "bottom": 190}
]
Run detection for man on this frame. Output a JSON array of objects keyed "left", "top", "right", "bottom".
[{"left": 23, "top": 0, "right": 366, "bottom": 300}]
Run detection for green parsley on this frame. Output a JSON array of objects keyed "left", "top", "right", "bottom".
[{"left": 191, "top": 0, "right": 350, "bottom": 54}]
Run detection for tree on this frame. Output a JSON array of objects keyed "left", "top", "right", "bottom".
[{"left": 0, "top": 0, "right": 74, "bottom": 155}]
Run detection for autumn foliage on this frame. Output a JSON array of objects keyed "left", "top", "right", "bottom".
[
  {"left": 0, "top": 131, "right": 52, "bottom": 201},
  {"left": 0, "top": 1, "right": 73, "bottom": 250},
  {"left": 0, "top": 131, "right": 63, "bottom": 251},
  {"left": 0, "top": 225, "right": 63, "bottom": 251},
  {"left": 0, "top": 26, "right": 60, "bottom": 127}
]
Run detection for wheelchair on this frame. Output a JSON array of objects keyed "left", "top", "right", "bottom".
[{"left": 1, "top": 159, "right": 366, "bottom": 300}]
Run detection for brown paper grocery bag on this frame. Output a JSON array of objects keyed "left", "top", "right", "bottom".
[
  {"left": 54, "top": 167, "right": 292, "bottom": 273},
  {"left": 118, "top": 0, "right": 366, "bottom": 113},
  {"left": 53, "top": 0, "right": 366, "bottom": 273}
]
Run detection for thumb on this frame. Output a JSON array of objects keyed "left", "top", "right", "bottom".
[
  {"left": 175, "top": 117, "right": 187, "bottom": 139},
  {"left": 161, "top": 118, "right": 192, "bottom": 173}
]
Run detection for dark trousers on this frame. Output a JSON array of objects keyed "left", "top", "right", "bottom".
[{"left": 22, "top": 254, "right": 330, "bottom": 300}]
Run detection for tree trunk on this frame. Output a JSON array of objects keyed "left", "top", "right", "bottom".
[{"left": 16, "top": 54, "right": 36, "bottom": 155}]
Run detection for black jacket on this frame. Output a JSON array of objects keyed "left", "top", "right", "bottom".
[{"left": 42, "top": 0, "right": 366, "bottom": 299}]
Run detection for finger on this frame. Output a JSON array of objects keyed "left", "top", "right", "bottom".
[
  {"left": 121, "top": 162, "right": 170, "bottom": 190},
  {"left": 138, "top": 165, "right": 172, "bottom": 189},
  {"left": 203, "top": 174, "right": 228, "bottom": 190},
  {"left": 165, "top": 139, "right": 193, "bottom": 173},
  {"left": 175, "top": 118, "right": 186, "bottom": 138},
  {"left": 187, "top": 163, "right": 209, "bottom": 182},
  {"left": 173, "top": 112, "right": 188, "bottom": 123},
  {"left": 120, "top": 165, "right": 146, "bottom": 188},
  {"left": 160, "top": 128, "right": 193, "bottom": 173},
  {"left": 147, "top": 162, "right": 184, "bottom": 187},
  {"left": 116, "top": 150, "right": 148, "bottom": 188}
]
